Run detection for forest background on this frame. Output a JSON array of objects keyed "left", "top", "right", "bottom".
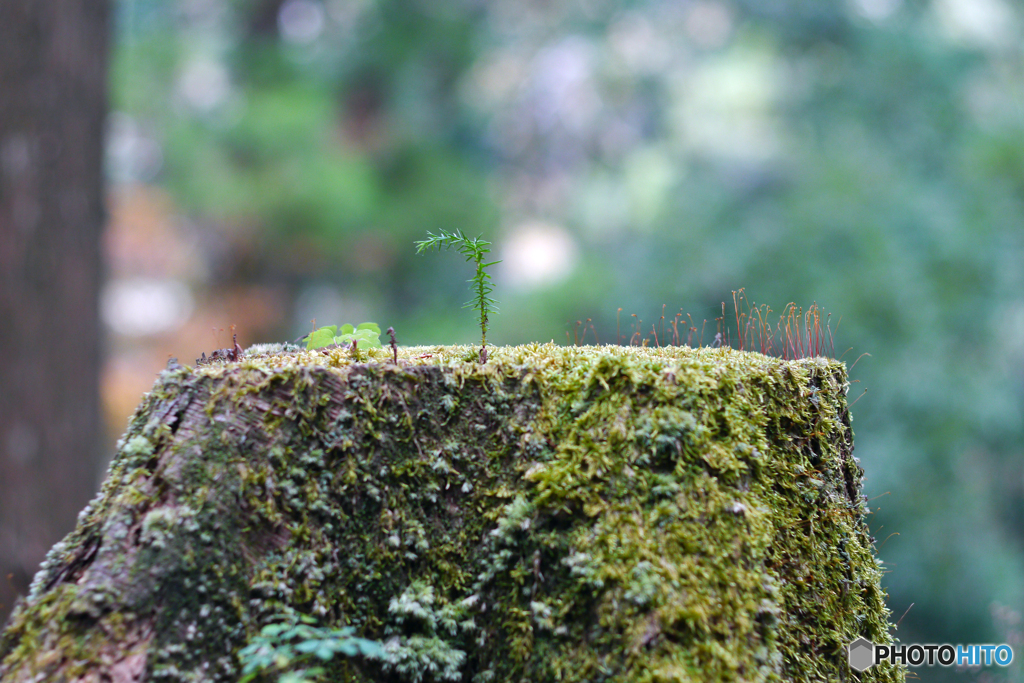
[{"left": 2, "top": 1, "right": 1024, "bottom": 681}]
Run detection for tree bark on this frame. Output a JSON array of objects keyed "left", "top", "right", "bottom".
[{"left": 0, "top": 0, "right": 109, "bottom": 624}]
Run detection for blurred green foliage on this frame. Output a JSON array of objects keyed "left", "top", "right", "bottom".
[{"left": 111, "top": 0, "right": 1024, "bottom": 676}]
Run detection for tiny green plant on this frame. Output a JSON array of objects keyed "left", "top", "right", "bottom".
[
  {"left": 415, "top": 229, "right": 500, "bottom": 362},
  {"left": 303, "top": 322, "right": 382, "bottom": 351},
  {"left": 238, "top": 613, "right": 382, "bottom": 683}
]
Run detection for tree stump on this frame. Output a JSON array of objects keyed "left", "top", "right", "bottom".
[{"left": 0, "top": 344, "right": 901, "bottom": 682}]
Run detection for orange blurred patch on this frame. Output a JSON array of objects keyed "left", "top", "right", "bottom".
[{"left": 101, "top": 184, "right": 289, "bottom": 454}]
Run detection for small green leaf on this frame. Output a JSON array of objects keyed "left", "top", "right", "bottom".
[
  {"left": 339, "top": 323, "right": 355, "bottom": 335},
  {"left": 356, "top": 639, "right": 384, "bottom": 658},
  {"left": 356, "top": 322, "right": 380, "bottom": 334},
  {"left": 352, "top": 331, "right": 382, "bottom": 348},
  {"left": 295, "top": 639, "right": 323, "bottom": 654},
  {"left": 282, "top": 626, "right": 306, "bottom": 640},
  {"left": 306, "top": 328, "right": 337, "bottom": 350},
  {"left": 261, "top": 624, "right": 289, "bottom": 637},
  {"left": 279, "top": 672, "right": 319, "bottom": 683}
]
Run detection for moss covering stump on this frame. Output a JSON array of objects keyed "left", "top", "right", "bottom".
[{"left": 0, "top": 343, "right": 901, "bottom": 682}]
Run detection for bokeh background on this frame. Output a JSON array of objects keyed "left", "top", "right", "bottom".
[{"left": 3, "top": 0, "right": 1024, "bottom": 679}]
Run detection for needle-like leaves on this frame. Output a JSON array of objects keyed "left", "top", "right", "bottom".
[{"left": 415, "top": 229, "right": 500, "bottom": 358}]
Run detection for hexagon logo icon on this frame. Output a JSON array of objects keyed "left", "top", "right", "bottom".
[{"left": 848, "top": 637, "right": 876, "bottom": 672}]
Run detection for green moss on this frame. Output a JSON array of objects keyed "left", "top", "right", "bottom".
[{"left": 1, "top": 344, "right": 901, "bottom": 682}]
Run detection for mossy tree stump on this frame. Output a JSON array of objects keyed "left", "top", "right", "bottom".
[{"left": 0, "top": 344, "right": 901, "bottom": 682}]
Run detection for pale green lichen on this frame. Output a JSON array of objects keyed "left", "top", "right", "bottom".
[{"left": 1, "top": 344, "right": 901, "bottom": 683}]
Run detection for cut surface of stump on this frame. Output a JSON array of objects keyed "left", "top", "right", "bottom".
[{"left": 0, "top": 343, "right": 902, "bottom": 682}]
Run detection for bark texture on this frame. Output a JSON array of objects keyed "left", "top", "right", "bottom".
[
  {"left": 0, "top": 0, "right": 109, "bottom": 624},
  {"left": 0, "top": 345, "right": 903, "bottom": 682}
]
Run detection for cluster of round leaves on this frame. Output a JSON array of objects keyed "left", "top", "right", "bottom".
[
  {"left": 303, "top": 323, "right": 382, "bottom": 351},
  {"left": 238, "top": 613, "right": 382, "bottom": 683}
]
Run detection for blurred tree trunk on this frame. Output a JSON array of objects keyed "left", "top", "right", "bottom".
[{"left": 0, "top": 0, "right": 109, "bottom": 624}]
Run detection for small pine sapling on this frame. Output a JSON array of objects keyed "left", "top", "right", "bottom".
[{"left": 415, "top": 229, "right": 500, "bottom": 362}]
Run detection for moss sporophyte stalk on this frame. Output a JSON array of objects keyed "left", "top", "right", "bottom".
[{"left": 0, "top": 342, "right": 900, "bottom": 683}]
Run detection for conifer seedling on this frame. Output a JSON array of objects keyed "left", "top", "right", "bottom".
[{"left": 415, "top": 229, "right": 500, "bottom": 362}]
